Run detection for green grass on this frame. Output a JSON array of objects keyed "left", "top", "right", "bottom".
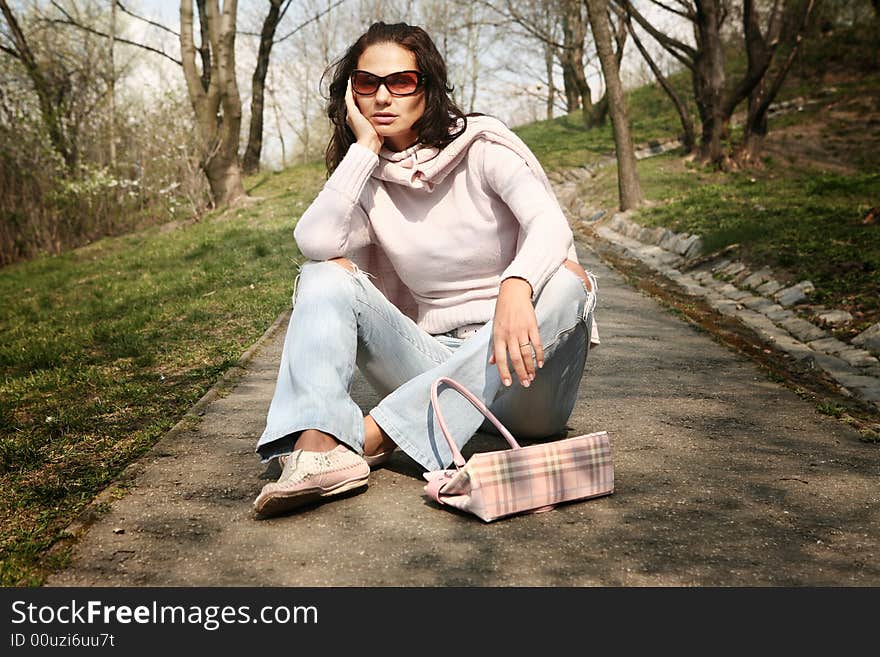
[
  {"left": 0, "top": 162, "right": 324, "bottom": 585},
  {"left": 637, "top": 162, "right": 879, "bottom": 323}
]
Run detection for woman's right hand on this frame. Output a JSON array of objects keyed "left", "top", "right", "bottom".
[{"left": 345, "top": 79, "right": 383, "bottom": 153}]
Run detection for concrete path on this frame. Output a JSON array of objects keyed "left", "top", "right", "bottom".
[{"left": 48, "top": 241, "right": 880, "bottom": 586}]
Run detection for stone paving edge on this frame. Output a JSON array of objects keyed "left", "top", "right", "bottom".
[{"left": 586, "top": 214, "right": 880, "bottom": 411}]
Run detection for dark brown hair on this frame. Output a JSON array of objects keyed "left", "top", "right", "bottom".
[{"left": 323, "top": 22, "right": 467, "bottom": 174}]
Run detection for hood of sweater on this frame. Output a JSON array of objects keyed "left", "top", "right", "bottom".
[{"left": 374, "top": 115, "right": 552, "bottom": 194}]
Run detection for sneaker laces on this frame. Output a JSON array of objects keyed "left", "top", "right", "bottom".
[
  {"left": 276, "top": 448, "right": 354, "bottom": 486},
  {"left": 278, "top": 450, "right": 308, "bottom": 485}
]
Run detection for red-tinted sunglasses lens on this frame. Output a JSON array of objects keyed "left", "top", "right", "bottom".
[
  {"left": 352, "top": 71, "right": 422, "bottom": 96},
  {"left": 384, "top": 72, "right": 420, "bottom": 94}
]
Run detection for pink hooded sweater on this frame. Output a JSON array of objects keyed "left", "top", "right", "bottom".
[{"left": 293, "top": 115, "right": 599, "bottom": 344}]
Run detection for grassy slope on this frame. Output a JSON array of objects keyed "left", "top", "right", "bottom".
[{"left": 0, "top": 163, "right": 323, "bottom": 585}]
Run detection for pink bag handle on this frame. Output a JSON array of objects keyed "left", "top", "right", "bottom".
[
  {"left": 423, "top": 472, "right": 449, "bottom": 502},
  {"left": 430, "top": 376, "right": 521, "bottom": 469}
]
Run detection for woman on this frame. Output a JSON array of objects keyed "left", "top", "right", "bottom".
[{"left": 253, "top": 21, "right": 599, "bottom": 518}]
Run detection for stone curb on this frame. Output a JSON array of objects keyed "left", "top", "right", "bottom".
[
  {"left": 582, "top": 211, "right": 880, "bottom": 411},
  {"left": 56, "top": 307, "right": 294, "bottom": 542}
]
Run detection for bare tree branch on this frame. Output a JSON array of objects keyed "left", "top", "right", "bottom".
[
  {"left": 750, "top": 0, "right": 815, "bottom": 123},
  {"left": 234, "top": 0, "right": 297, "bottom": 39},
  {"left": 721, "top": 0, "right": 781, "bottom": 118},
  {"left": 672, "top": 0, "right": 694, "bottom": 13},
  {"left": 718, "top": 0, "right": 728, "bottom": 27},
  {"left": 0, "top": 42, "right": 19, "bottom": 58},
  {"left": 47, "top": 0, "right": 183, "bottom": 65},
  {"left": 242, "top": 0, "right": 292, "bottom": 173},
  {"left": 116, "top": 1, "right": 178, "bottom": 37},
  {"left": 274, "top": 0, "right": 348, "bottom": 44},
  {"left": 45, "top": 18, "right": 183, "bottom": 66},
  {"left": 614, "top": 0, "right": 696, "bottom": 66},
  {"left": 625, "top": 12, "right": 694, "bottom": 150},
  {"left": 472, "top": 0, "right": 569, "bottom": 50},
  {"left": 0, "top": 0, "right": 76, "bottom": 166},
  {"left": 610, "top": 4, "right": 627, "bottom": 68},
  {"left": 1, "top": 0, "right": 38, "bottom": 72},
  {"left": 503, "top": 0, "right": 565, "bottom": 47},
  {"left": 645, "top": 0, "right": 692, "bottom": 20},
  {"left": 765, "top": 0, "right": 784, "bottom": 45}
]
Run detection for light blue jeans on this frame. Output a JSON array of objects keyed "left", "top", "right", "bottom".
[{"left": 256, "top": 259, "right": 597, "bottom": 471}]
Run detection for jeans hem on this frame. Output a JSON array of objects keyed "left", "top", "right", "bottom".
[
  {"left": 369, "top": 406, "right": 439, "bottom": 471},
  {"left": 256, "top": 420, "right": 364, "bottom": 463}
]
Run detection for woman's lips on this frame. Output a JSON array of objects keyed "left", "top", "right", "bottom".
[{"left": 372, "top": 113, "right": 397, "bottom": 125}]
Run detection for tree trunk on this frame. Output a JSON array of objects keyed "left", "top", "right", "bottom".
[
  {"left": 561, "top": 0, "right": 592, "bottom": 121},
  {"left": 587, "top": 5, "right": 627, "bottom": 127},
  {"left": 586, "top": 0, "right": 642, "bottom": 210},
  {"left": 544, "top": 40, "right": 556, "bottom": 120},
  {"left": 268, "top": 87, "right": 286, "bottom": 168},
  {"left": 242, "top": 0, "right": 285, "bottom": 175},
  {"left": 735, "top": 0, "right": 815, "bottom": 167},
  {"left": 180, "top": 0, "right": 245, "bottom": 207},
  {"left": 109, "top": 0, "right": 117, "bottom": 169},
  {"left": 561, "top": 60, "right": 581, "bottom": 113},
  {"left": 196, "top": 0, "right": 211, "bottom": 92},
  {"left": 722, "top": 0, "right": 776, "bottom": 122},
  {"left": 465, "top": 11, "right": 481, "bottom": 114},
  {"left": 693, "top": 0, "right": 727, "bottom": 167},
  {"left": 575, "top": 70, "right": 593, "bottom": 127},
  {"left": 736, "top": 86, "right": 768, "bottom": 166},
  {"left": 592, "top": 95, "right": 608, "bottom": 125},
  {"left": 871, "top": 0, "right": 880, "bottom": 68},
  {"left": 626, "top": 0, "right": 727, "bottom": 166}
]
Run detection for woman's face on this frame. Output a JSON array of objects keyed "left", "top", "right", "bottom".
[{"left": 353, "top": 42, "right": 426, "bottom": 151}]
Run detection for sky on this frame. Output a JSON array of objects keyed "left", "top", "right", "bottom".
[{"left": 137, "top": 0, "right": 177, "bottom": 25}]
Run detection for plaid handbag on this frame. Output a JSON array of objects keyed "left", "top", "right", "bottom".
[{"left": 423, "top": 376, "right": 614, "bottom": 522}]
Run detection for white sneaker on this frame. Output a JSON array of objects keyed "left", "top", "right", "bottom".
[{"left": 254, "top": 445, "right": 369, "bottom": 517}]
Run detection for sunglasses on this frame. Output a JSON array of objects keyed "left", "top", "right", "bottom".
[{"left": 350, "top": 70, "right": 425, "bottom": 96}]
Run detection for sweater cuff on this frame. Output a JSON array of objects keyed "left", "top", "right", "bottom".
[
  {"left": 500, "top": 268, "right": 539, "bottom": 302},
  {"left": 326, "top": 143, "right": 379, "bottom": 202},
  {"left": 500, "top": 274, "right": 534, "bottom": 297}
]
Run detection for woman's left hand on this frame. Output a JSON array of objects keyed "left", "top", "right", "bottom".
[{"left": 489, "top": 277, "right": 544, "bottom": 388}]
